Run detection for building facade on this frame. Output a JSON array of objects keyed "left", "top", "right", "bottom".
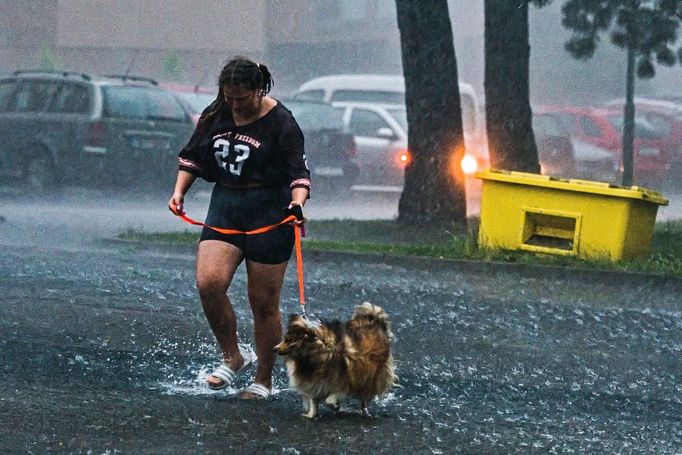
[{"left": 0, "top": 0, "right": 482, "bottom": 95}]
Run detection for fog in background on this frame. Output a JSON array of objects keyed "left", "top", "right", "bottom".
[
  {"left": 1, "top": 0, "right": 681, "bottom": 230},
  {"left": 1, "top": 1, "right": 679, "bottom": 104}
]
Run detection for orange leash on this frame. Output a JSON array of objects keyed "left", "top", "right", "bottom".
[
  {"left": 178, "top": 212, "right": 297, "bottom": 235},
  {"left": 293, "top": 225, "right": 306, "bottom": 317},
  {"left": 176, "top": 211, "right": 307, "bottom": 315}
]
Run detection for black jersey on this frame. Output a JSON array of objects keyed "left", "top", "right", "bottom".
[{"left": 178, "top": 101, "right": 311, "bottom": 191}]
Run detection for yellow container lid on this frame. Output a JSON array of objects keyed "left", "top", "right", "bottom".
[{"left": 475, "top": 169, "right": 669, "bottom": 206}]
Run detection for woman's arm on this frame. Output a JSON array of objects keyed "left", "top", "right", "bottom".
[
  {"left": 168, "top": 170, "right": 197, "bottom": 215},
  {"left": 290, "top": 187, "right": 309, "bottom": 207}
]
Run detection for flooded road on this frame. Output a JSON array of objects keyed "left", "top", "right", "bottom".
[{"left": 1, "top": 190, "right": 681, "bottom": 453}]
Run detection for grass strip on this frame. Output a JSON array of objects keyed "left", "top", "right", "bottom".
[{"left": 119, "top": 219, "right": 682, "bottom": 276}]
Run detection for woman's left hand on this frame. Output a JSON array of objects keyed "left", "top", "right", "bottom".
[{"left": 286, "top": 201, "right": 306, "bottom": 225}]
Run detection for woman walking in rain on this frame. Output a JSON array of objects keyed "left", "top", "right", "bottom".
[{"left": 168, "top": 56, "right": 310, "bottom": 399}]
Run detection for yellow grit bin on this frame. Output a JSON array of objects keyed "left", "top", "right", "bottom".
[{"left": 475, "top": 170, "right": 669, "bottom": 261}]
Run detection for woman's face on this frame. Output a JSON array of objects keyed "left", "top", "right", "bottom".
[{"left": 222, "top": 84, "right": 261, "bottom": 118}]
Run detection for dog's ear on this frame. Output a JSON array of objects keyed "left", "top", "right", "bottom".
[{"left": 287, "top": 314, "right": 312, "bottom": 336}]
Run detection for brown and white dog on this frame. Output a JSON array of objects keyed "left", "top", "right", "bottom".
[{"left": 274, "top": 302, "right": 396, "bottom": 418}]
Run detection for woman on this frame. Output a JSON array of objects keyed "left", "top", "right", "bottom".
[{"left": 168, "top": 56, "right": 310, "bottom": 399}]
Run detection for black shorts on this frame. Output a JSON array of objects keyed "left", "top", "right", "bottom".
[{"left": 199, "top": 185, "right": 294, "bottom": 264}]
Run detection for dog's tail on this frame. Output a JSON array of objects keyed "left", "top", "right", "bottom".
[{"left": 352, "top": 302, "right": 393, "bottom": 340}]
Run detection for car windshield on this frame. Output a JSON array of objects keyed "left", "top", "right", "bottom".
[
  {"left": 550, "top": 112, "right": 578, "bottom": 135},
  {"left": 285, "top": 100, "right": 345, "bottom": 131},
  {"left": 533, "top": 114, "right": 565, "bottom": 136},
  {"left": 606, "top": 116, "right": 664, "bottom": 139},
  {"left": 175, "top": 92, "right": 215, "bottom": 113},
  {"left": 386, "top": 107, "right": 408, "bottom": 132}
]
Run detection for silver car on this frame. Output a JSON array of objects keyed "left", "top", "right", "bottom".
[{"left": 333, "top": 102, "right": 408, "bottom": 189}]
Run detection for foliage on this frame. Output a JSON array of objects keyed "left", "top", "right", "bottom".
[
  {"left": 562, "top": 0, "right": 682, "bottom": 78},
  {"left": 161, "top": 50, "right": 184, "bottom": 81},
  {"left": 40, "top": 47, "right": 60, "bottom": 71},
  {"left": 120, "top": 219, "right": 682, "bottom": 276}
]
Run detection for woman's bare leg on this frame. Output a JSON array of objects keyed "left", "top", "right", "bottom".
[
  {"left": 240, "top": 259, "right": 288, "bottom": 397},
  {"left": 196, "top": 240, "right": 245, "bottom": 387}
]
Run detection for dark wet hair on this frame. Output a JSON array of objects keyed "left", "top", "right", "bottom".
[
  {"left": 199, "top": 56, "right": 274, "bottom": 126},
  {"left": 219, "top": 56, "right": 273, "bottom": 94}
]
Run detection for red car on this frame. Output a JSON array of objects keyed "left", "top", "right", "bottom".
[
  {"left": 604, "top": 99, "right": 682, "bottom": 190},
  {"left": 160, "top": 83, "right": 215, "bottom": 124},
  {"left": 535, "top": 105, "right": 673, "bottom": 189}
]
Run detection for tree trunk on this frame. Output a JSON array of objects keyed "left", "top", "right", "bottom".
[
  {"left": 395, "top": 0, "right": 467, "bottom": 226},
  {"left": 621, "top": 44, "right": 635, "bottom": 187},
  {"left": 484, "top": 0, "right": 540, "bottom": 173}
]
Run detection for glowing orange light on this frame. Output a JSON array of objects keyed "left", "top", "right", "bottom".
[
  {"left": 397, "top": 150, "right": 411, "bottom": 166},
  {"left": 460, "top": 154, "right": 478, "bottom": 175}
]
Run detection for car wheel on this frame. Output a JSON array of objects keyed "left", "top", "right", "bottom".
[{"left": 25, "top": 154, "right": 57, "bottom": 194}]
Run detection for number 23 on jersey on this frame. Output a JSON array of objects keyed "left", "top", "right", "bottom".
[{"left": 213, "top": 138, "right": 251, "bottom": 176}]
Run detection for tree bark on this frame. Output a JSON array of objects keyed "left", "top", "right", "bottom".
[
  {"left": 484, "top": 0, "right": 540, "bottom": 173},
  {"left": 395, "top": 0, "right": 467, "bottom": 226}
]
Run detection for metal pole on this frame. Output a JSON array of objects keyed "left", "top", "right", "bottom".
[{"left": 622, "top": 44, "right": 636, "bottom": 187}]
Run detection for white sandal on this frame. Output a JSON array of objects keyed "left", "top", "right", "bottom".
[
  {"left": 207, "top": 354, "right": 252, "bottom": 390},
  {"left": 239, "top": 382, "right": 272, "bottom": 399},
  {"left": 207, "top": 363, "right": 237, "bottom": 390}
]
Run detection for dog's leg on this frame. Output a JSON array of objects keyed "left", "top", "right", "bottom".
[
  {"left": 303, "top": 397, "right": 319, "bottom": 419},
  {"left": 360, "top": 400, "right": 371, "bottom": 417},
  {"left": 301, "top": 396, "right": 314, "bottom": 414},
  {"left": 324, "top": 394, "right": 340, "bottom": 412}
]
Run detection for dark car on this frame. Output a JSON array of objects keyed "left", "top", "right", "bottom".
[
  {"left": 0, "top": 70, "right": 196, "bottom": 193},
  {"left": 283, "top": 99, "right": 359, "bottom": 192}
]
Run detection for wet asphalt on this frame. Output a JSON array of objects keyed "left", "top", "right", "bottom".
[{"left": 1, "top": 192, "right": 681, "bottom": 454}]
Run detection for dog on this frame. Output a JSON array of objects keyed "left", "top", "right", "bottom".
[{"left": 273, "top": 302, "right": 396, "bottom": 418}]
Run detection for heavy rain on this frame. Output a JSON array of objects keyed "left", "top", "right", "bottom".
[{"left": 1, "top": 1, "right": 681, "bottom": 454}]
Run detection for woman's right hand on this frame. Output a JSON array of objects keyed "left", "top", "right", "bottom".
[{"left": 168, "top": 191, "right": 185, "bottom": 216}]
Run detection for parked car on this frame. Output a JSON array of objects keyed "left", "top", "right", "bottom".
[
  {"left": 332, "top": 102, "right": 408, "bottom": 187},
  {"left": 603, "top": 98, "right": 682, "bottom": 190},
  {"left": 532, "top": 112, "right": 575, "bottom": 178},
  {"left": 570, "top": 139, "right": 620, "bottom": 183},
  {"left": 333, "top": 101, "right": 489, "bottom": 189},
  {"left": 283, "top": 99, "right": 359, "bottom": 192},
  {"left": 160, "top": 82, "right": 215, "bottom": 124},
  {"left": 292, "top": 74, "right": 485, "bottom": 158},
  {"left": 603, "top": 97, "right": 682, "bottom": 113},
  {"left": 534, "top": 105, "right": 672, "bottom": 189},
  {"left": 0, "top": 70, "right": 196, "bottom": 193}
]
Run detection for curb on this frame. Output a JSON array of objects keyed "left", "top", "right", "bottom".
[
  {"left": 304, "top": 249, "right": 682, "bottom": 289},
  {"left": 102, "top": 238, "right": 682, "bottom": 290}
]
